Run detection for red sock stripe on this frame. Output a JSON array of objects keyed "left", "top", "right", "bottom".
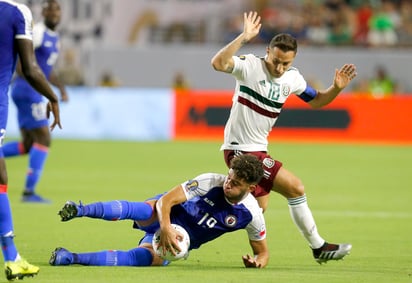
[
  {"left": 0, "top": 185, "right": 7, "bottom": 193},
  {"left": 33, "top": 143, "right": 49, "bottom": 152},
  {"left": 18, "top": 142, "right": 25, "bottom": 154}
]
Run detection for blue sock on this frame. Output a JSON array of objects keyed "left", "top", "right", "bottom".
[
  {"left": 0, "top": 192, "right": 18, "bottom": 261},
  {"left": 25, "top": 143, "right": 48, "bottom": 194},
  {"left": 80, "top": 201, "right": 153, "bottom": 221},
  {"left": 2, "top": 142, "right": 25, "bottom": 157},
  {"left": 74, "top": 248, "right": 152, "bottom": 266}
]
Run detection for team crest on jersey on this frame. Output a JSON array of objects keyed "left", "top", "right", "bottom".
[
  {"left": 225, "top": 215, "right": 237, "bottom": 227},
  {"left": 238, "top": 55, "right": 246, "bottom": 60},
  {"left": 262, "top": 158, "right": 275, "bottom": 168},
  {"left": 184, "top": 180, "right": 199, "bottom": 192},
  {"left": 281, "top": 84, "right": 291, "bottom": 97},
  {"left": 259, "top": 80, "right": 266, "bottom": 86}
]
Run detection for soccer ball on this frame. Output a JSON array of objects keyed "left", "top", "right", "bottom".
[{"left": 152, "top": 224, "right": 190, "bottom": 261}]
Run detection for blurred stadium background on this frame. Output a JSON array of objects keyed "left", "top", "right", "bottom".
[
  {"left": 9, "top": 0, "right": 412, "bottom": 144},
  {"left": 22, "top": 0, "right": 412, "bottom": 91}
]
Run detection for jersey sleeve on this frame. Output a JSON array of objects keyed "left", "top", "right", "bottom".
[
  {"left": 245, "top": 211, "right": 266, "bottom": 241},
  {"left": 32, "top": 23, "right": 45, "bottom": 49},
  {"left": 14, "top": 3, "right": 33, "bottom": 41},
  {"left": 181, "top": 173, "right": 226, "bottom": 200},
  {"left": 231, "top": 54, "right": 256, "bottom": 81},
  {"left": 291, "top": 68, "right": 317, "bottom": 102},
  {"left": 242, "top": 195, "right": 267, "bottom": 241}
]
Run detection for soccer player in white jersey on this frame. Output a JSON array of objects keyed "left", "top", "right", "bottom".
[
  {"left": 0, "top": 0, "right": 61, "bottom": 280},
  {"left": 211, "top": 11, "right": 357, "bottom": 264},
  {"left": 49, "top": 154, "right": 269, "bottom": 268},
  {"left": 2, "top": 0, "right": 67, "bottom": 203}
]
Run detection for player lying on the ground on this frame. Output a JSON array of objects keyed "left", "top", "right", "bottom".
[{"left": 49, "top": 154, "right": 269, "bottom": 268}]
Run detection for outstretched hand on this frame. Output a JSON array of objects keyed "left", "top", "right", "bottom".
[
  {"left": 242, "top": 254, "right": 262, "bottom": 268},
  {"left": 334, "top": 64, "right": 357, "bottom": 90},
  {"left": 47, "top": 101, "right": 62, "bottom": 131},
  {"left": 242, "top": 11, "right": 262, "bottom": 42}
]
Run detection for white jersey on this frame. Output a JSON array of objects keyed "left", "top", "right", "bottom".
[{"left": 220, "top": 54, "right": 310, "bottom": 152}]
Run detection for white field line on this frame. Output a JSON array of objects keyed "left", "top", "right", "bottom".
[
  {"left": 271, "top": 210, "right": 412, "bottom": 219},
  {"left": 313, "top": 210, "right": 412, "bottom": 219}
]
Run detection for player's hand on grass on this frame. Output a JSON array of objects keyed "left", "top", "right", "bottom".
[{"left": 242, "top": 254, "right": 262, "bottom": 268}]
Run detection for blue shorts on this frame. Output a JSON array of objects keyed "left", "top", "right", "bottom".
[{"left": 11, "top": 79, "right": 48, "bottom": 130}]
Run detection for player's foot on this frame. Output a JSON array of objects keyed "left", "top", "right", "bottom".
[
  {"left": 5, "top": 258, "right": 39, "bottom": 281},
  {"left": 49, "top": 247, "right": 74, "bottom": 266},
  {"left": 312, "top": 242, "right": 352, "bottom": 264},
  {"left": 58, "top": 201, "right": 82, "bottom": 222},
  {"left": 21, "top": 192, "right": 51, "bottom": 204}
]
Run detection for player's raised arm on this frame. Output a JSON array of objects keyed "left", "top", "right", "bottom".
[
  {"left": 211, "top": 11, "right": 261, "bottom": 73},
  {"left": 242, "top": 238, "right": 269, "bottom": 268}
]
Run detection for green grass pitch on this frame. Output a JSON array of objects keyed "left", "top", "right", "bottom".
[{"left": 4, "top": 139, "right": 412, "bottom": 283}]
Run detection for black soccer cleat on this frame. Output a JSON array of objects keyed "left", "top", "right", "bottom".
[{"left": 58, "top": 201, "right": 82, "bottom": 222}]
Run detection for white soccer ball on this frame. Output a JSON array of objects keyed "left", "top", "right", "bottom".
[{"left": 152, "top": 224, "right": 190, "bottom": 261}]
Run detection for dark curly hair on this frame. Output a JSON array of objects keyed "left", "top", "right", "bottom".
[
  {"left": 230, "top": 154, "right": 263, "bottom": 185},
  {"left": 269, "top": 33, "right": 297, "bottom": 54}
]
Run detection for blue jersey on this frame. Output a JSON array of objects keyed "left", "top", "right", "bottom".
[
  {"left": 11, "top": 22, "right": 60, "bottom": 129},
  {"left": 172, "top": 173, "right": 266, "bottom": 250},
  {"left": 0, "top": 0, "right": 33, "bottom": 133}
]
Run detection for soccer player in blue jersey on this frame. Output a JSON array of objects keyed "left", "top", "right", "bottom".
[
  {"left": 0, "top": 0, "right": 61, "bottom": 280},
  {"left": 211, "top": 11, "right": 356, "bottom": 264},
  {"left": 2, "top": 0, "right": 67, "bottom": 203},
  {"left": 49, "top": 154, "right": 269, "bottom": 268}
]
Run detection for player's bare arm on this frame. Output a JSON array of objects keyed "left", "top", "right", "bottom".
[
  {"left": 16, "top": 38, "right": 62, "bottom": 130},
  {"left": 309, "top": 63, "right": 357, "bottom": 109},
  {"left": 242, "top": 238, "right": 269, "bottom": 268},
  {"left": 155, "top": 185, "right": 187, "bottom": 255},
  {"left": 49, "top": 71, "right": 69, "bottom": 102},
  {"left": 211, "top": 11, "right": 261, "bottom": 73}
]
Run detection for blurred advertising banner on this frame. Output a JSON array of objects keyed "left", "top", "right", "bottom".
[{"left": 174, "top": 90, "right": 412, "bottom": 144}]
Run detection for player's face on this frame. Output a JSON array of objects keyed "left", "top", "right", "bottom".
[
  {"left": 43, "top": 1, "right": 62, "bottom": 30},
  {"left": 265, "top": 47, "right": 295, "bottom": 78},
  {"left": 223, "top": 169, "right": 254, "bottom": 203}
]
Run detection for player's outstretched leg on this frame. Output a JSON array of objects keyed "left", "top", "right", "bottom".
[
  {"left": 49, "top": 247, "right": 154, "bottom": 266},
  {"left": 5, "top": 258, "right": 40, "bottom": 281},
  {"left": 312, "top": 242, "right": 352, "bottom": 264},
  {"left": 58, "top": 200, "right": 154, "bottom": 222}
]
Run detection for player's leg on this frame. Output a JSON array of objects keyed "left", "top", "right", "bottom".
[
  {"left": 49, "top": 234, "right": 167, "bottom": 266},
  {"left": 0, "top": 114, "right": 39, "bottom": 280},
  {"left": 49, "top": 247, "right": 155, "bottom": 266},
  {"left": 272, "top": 167, "right": 325, "bottom": 248},
  {"left": 21, "top": 126, "right": 51, "bottom": 202},
  {"left": 273, "top": 166, "right": 352, "bottom": 263},
  {"left": 58, "top": 199, "right": 157, "bottom": 222},
  {"left": 1, "top": 140, "right": 27, "bottom": 157}
]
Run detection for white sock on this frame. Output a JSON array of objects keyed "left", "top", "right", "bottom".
[{"left": 288, "top": 195, "right": 325, "bottom": 249}]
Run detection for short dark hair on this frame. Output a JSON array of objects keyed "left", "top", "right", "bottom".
[
  {"left": 230, "top": 154, "right": 263, "bottom": 185},
  {"left": 269, "top": 33, "right": 298, "bottom": 54}
]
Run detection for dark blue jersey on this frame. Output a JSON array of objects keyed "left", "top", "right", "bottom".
[
  {"left": 12, "top": 22, "right": 60, "bottom": 100},
  {"left": 171, "top": 173, "right": 266, "bottom": 250}
]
